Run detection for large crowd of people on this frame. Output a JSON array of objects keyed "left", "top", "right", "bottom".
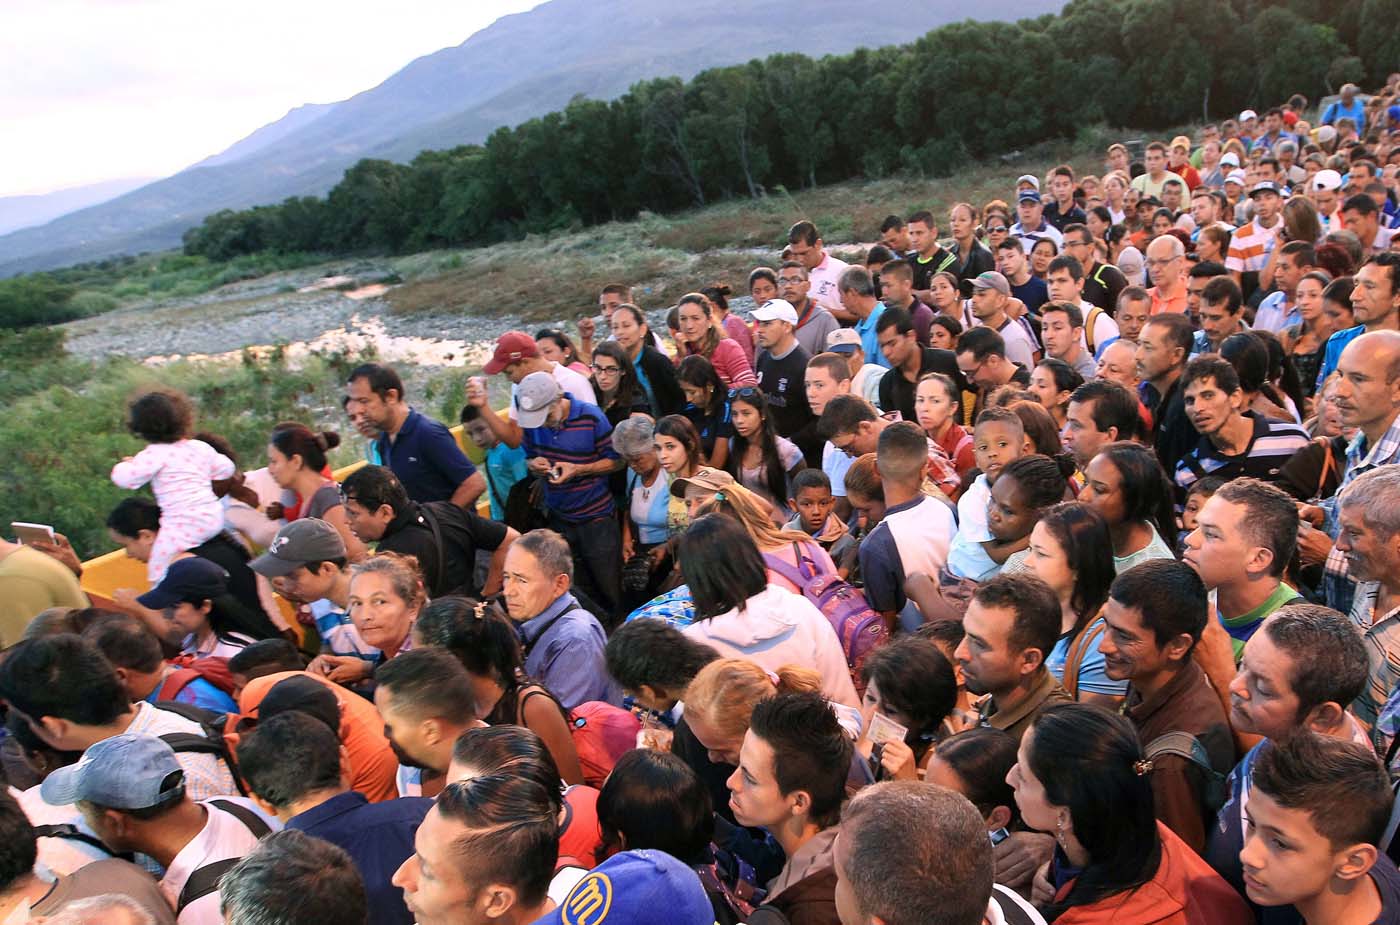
[{"left": 2, "top": 81, "right": 1400, "bottom": 924}]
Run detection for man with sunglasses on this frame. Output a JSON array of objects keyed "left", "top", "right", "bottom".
[{"left": 1062, "top": 222, "right": 1128, "bottom": 314}]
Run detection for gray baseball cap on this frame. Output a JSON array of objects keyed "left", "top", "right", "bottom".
[
  {"left": 250, "top": 517, "right": 348, "bottom": 578},
  {"left": 971, "top": 271, "right": 1011, "bottom": 297},
  {"left": 41, "top": 734, "right": 184, "bottom": 810},
  {"left": 515, "top": 371, "right": 562, "bottom": 428}
]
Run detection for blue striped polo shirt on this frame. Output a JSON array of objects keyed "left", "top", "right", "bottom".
[{"left": 521, "top": 394, "right": 619, "bottom": 523}]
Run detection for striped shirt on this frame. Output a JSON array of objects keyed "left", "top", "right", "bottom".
[
  {"left": 1173, "top": 411, "right": 1310, "bottom": 496},
  {"left": 310, "top": 599, "right": 380, "bottom": 665},
  {"left": 521, "top": 394, "right": 619, "bottom": 524},
  {"left": 1348, "top": 580, "right": 1400, "bottom": 734},
  {"left": 1225, "top": 218, "right": 1280, "bottom": 276}
]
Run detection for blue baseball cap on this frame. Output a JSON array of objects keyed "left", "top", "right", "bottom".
[
  {"left": 41, "top": 734, "right": 184, "bottom": 809},
  {"left": 533, "top": 850, "right": 713, "bottom": 925},
  {"left": 136, "top": 556, "right": 228, "bottom": 610},
  {"left": 1017, "top": 189, "right": 1042, "bottom": 203}
]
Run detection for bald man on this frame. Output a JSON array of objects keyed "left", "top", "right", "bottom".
[
  {"left": 1146, "top": 234, "right": 1188, "bottom": 315},
  {"left": 1095, "top": 339, "right": 1141, "bottom": 391},
  {"left": 1302, "top": 330, "right": 1400, "bottom": 615}
]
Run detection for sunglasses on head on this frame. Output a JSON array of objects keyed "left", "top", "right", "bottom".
[{"left": 727, "top": 386, "right": 761, "bottom": 401}]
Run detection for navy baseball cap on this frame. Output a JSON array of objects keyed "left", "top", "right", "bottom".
[
  {"left": 1017, "top": 189, "right": 1042, "bottom": 203},
  {"left": 41, "top": 734, "right": 184, "bottom": 810},
  {"left": 137, "top": 556, "right": 229, "bottom": 610},
  {"left": 533, "top": 850, "right": 713, "bottom": 925}
]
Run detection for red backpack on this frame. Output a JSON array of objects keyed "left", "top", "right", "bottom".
[
  {"left": 568, "top": 701, "right": 641, "bottom": 788},
  {"left": 764, "top": 544, "right": 889, "bottom": 694},
  {"left": 517, "top": 688, "right": 640, "bottom": 789},
  {"left": 159, "top": 655, "right": 238, "bottom": 700}
]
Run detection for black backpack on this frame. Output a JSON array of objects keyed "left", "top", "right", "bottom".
[{"left": 153, "top": 701, "right": 248, "bottom": 797}]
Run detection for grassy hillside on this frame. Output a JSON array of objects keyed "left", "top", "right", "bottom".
[
  {"left": 381, "top": 126, "right": 1124, "bottom": 321},
  {"left": 6, "top": 127, "right": 1133, "bottom": 559}
]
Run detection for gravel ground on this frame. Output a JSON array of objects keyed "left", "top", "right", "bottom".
[{"left": 60, "top": 269, "right": 755, "bottom": 368}]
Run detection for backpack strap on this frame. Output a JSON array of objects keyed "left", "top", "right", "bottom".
[
  {"left": 176, "top": 857, "right": 242, "bottom": 914},
  {"left": 207, "top": 799, "right": 273, "bottom": 839},
  {"left": 1085, "top": 306, "right": 1104, "bottom": 354},
  {"left": 32, "top": 823, "right": 124, "bottom": 859},
  {"left": 416, "top": 503, "right": 448, "bottom": 597},
  {"left": 157, "top": 668, "right": 202, "bottom": 703},
  {"left": 173, "top": 801, "right": 272, "bottom": 913},
  {"left": 1313, "top": 435, "right": 1339, "bottom": 499},
  {"left": 1061, "top": 617, "right": 1107, "bottom": 700},
  {"left": 1143, "top": 731, "right": 1227, "bottom": 806}
]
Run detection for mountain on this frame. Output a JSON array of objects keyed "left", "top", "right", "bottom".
[
  {"left": 0, "top": 0, "right": 1064, "bottom": 277},
  {"left": 0, "top": 177, "right": 155, "bottom": 238}
]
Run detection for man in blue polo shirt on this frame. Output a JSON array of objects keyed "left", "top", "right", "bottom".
[
  {"left": 347, "top": 363, "right": 484, "bottom": 508},
  {"left": 514, "top": 371, "right": 624, "bottom": 617}
]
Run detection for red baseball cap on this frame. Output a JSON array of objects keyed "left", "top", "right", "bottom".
[{"left": 483, "top": 331, "right": 539, "bottom": 375}]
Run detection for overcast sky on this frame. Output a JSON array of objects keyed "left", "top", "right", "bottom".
[{"left": 1, "top": 0, "right": 541, "bottom": 197}]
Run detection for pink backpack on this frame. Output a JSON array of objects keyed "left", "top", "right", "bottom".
[{"left": 765, "top": 544, "right": 889, "bottom": 694}]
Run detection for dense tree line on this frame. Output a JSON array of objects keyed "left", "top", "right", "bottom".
[{"left": 180, "top": 0, "right": 1394, "bottom": 262}]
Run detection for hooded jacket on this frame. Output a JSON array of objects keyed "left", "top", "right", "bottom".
[{"left": 681, "top": 584, "right": 859, "bottom": 708}]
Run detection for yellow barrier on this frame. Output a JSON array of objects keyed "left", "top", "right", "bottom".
[{"left": 81, "top": 423, "right": 490, "bottom": 600}]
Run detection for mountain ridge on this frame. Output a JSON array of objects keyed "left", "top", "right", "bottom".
[{"left": 0, "top": 0, "right": 1063, "bottom": 276}]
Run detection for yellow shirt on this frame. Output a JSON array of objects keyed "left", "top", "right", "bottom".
[{"left": 0, "top": 545, "right": 89, "bottom": 646}]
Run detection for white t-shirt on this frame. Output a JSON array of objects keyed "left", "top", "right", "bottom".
[
  {"left": 807, "top": 252, "right": 851, "bottom": 315},
  {"left": 970, "top": 316, "right": 1037, "bottom": 371},
  {"left": 851, "top": 364, "right": 886, "bottom": 410},
  {"left": 947, "top": 474, "right": 1000, "bottom": 581},
  {"left": 161, "top": 800, "right": 279, "bottom": 925},
  {"left": 508, "top": 362, "right": 597, "bottom": 420},
  {"left": 881, "top": 494, "right": 957, "bottom": 578},
  {"left": 823, "top": 442, "right": 854, "bottom": 498}
]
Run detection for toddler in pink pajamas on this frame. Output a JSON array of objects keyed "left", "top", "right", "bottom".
[{"left": 111, "top": 389, "right": 235, "bottom": 583}]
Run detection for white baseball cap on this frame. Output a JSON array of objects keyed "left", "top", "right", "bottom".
[
  {"left": 1219, "top": 152, "right": 1240, "bottom": 168},
  {"left": 1239, "top": 109, "right": 1258, "bottom": 122},
  {"left": 751, "top": 299, "right": 799, "bottom": 325},
  {"left": 1016, "top": 174, "right": 1040, "bottom": 191},
  {"left": 1224, "top": 169, "right": 1247, "bottom": 187},
  {"left": 1311, "top": 169, "right": 1343, "bottom": 192}
]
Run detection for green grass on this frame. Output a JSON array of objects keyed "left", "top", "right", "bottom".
[
  {"left": 0, "top": 334, "right": 471, "bottom": 560},
  {"left": 7, "top": 122, "right": 1154, "bottom": 557},
  {"left": 383, "top": 126, "right": 1128, "bottom": 323}
]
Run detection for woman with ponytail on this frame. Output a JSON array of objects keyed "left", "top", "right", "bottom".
[
  {"left": 266, "top": 422, "right": 365, "bottom": 561},
  {"left": 1010, "top": 703, "right": 1248, "bottom": 923}
]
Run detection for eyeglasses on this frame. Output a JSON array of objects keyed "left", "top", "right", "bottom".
[
  {"left": 590, "top": 363, "right": 621, "bottom": 374},
  {"left": 777, "top": 276, "right": 805, "bottom": 285},
  {"left": 1066, "top": 238, "right": 1092, "bottom": 248},
  {"left": 986, "top": 226, "right": 1009, "bottom": 234},
  {"left": 1145, "top": 258, "right": 1180, "bottom": 269}
]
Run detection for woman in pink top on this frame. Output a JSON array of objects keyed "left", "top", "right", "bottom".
[
  {"left": 702, "top": 283, "right": 755, "bottom": 365},
  {"left": 535, "top": 329, "right": 591, "bottom": 379},
  {"left": 674, "top": 292, "right": 756, "bottom": 387}
]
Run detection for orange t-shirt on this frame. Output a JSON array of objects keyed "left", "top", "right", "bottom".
[{"left": 237, "top": 670, "right": 399, "bottom": 803}]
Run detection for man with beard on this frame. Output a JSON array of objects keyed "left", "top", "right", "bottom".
[
  {"left": 373, "top": 648, "right": 482, "bottom": 797},
  {"left": 953, "top": 573, "right": 1070, "bottom": 744}
]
